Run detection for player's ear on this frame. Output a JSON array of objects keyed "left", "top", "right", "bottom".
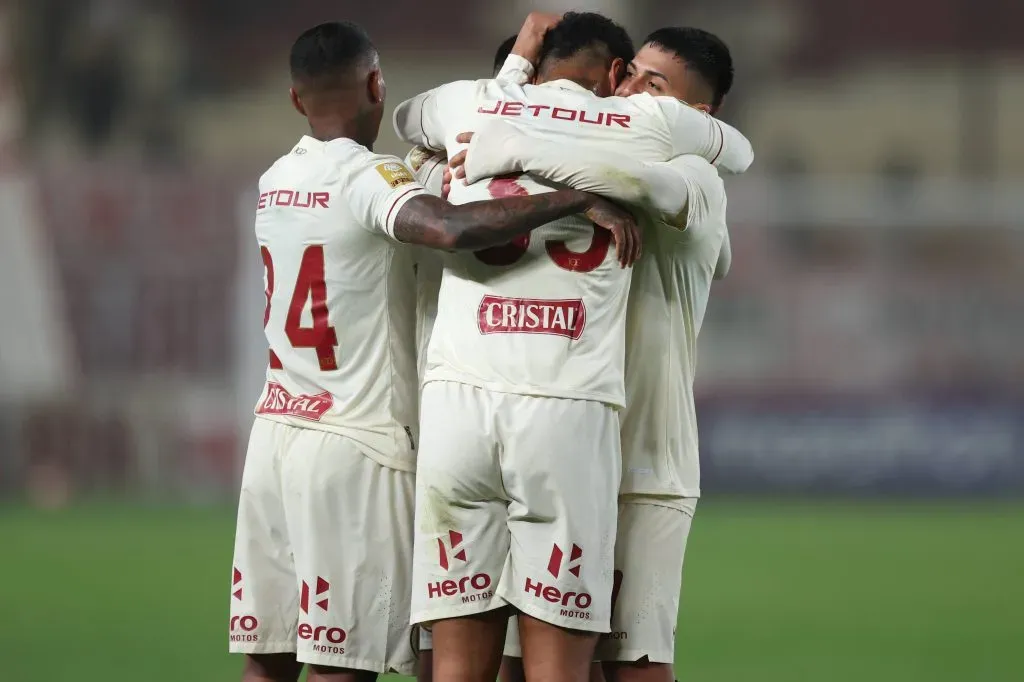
[
  {"left": 608, "top": 57, "right": 626, "bottom": 90},
  {"left": 368, "top": 68, "right": 386, "bottom": 106},
  {"left": 289, "top": 87, "right": 306, "bottom": 117}
]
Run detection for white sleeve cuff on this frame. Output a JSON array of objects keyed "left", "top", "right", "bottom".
[
  {"left": 496, "top": 54, "right": 535, "bottom": 84},
  {"left": 382, "top": 187, "right": 427, "bottom": 238}
]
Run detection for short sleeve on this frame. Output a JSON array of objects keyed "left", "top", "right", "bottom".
[
  {"left": 655, "top": 98, "right": 755, "bottom": 174},
  {"left": 341, "top": 154, "right": 427, "bottom": 238},
  {"left": 392, "top": 80, "right": 477, "bottom": 150},
  {"left": 405, "top": 146, "right": 448, "bottom": 197},
  {"left": 495, "top": 54, "right": 534, "bottom": 86}
]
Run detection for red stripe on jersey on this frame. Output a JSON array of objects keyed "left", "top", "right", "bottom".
[
  {"left": 385, "top": 187, "right": 423, "bottom": 230},
  {"left": 710, "top": 119, "right": 725, "bottom": 165}
]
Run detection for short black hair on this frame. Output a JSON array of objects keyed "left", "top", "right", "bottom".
[
  {"left": 538, "top": 12, "right": 634, "bottom": 71},
  {"left": 492, "top": 34, "right": 518, "bottom": 76},
  {"left": 644, "top": 27, "right": 734, "bottom": 108},
  {"left": 289, "top": 22, "right": 376, "bottom": 82}
]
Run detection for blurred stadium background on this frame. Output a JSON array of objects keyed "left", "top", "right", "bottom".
[{"left": 0, "top": 0, "right": 1022, "bottom": 680}]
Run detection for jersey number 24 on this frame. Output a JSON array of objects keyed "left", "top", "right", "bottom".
[{"left": 261, "top": 245, "right": 338, "bottom": 372}]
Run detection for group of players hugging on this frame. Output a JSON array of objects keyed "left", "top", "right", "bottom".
[{"left": 228, "top": 10, "right": 752, "bottom": 682}]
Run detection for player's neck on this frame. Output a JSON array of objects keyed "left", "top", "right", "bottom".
[
  {"left": 307, "top": 116, "right": 374, "bottom": 150},
  {"left": 536, "top": 67, "right": 600, "bottom": 94}
]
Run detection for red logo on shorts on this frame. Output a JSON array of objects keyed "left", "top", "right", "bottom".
[
  {"left": 232, "top": 567, "right": 243, "bottom": 600},
  {"left": 229, "top": 614, "right": 260, "bottom": 643},
  {"left": 478, "top": 296, "right": 586, "bottom": 339},
  {"left": 547, "top": 543, "right": 583, "bottom": 579},
  {"left": 438, "top": 530, "right": 467, "bottom": 571},
  {"left": 300, "top": 577, "right": 330, "bottom": 613}
]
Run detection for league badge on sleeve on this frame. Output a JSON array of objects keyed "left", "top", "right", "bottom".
[{"left": 376, "top": 162, "right": 416, "bottom": 188}]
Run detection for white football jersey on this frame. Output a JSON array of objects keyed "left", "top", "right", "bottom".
[
  {"left": 619, "top": 156, "right": 729, "bottom": 500},
  {"left": 393, "top": 55, "right": 755, "bottom": 178},
  {"left": 457, "top": 119, "right": 734, "bottom": 500},
  {"left": 253, "top": 135, "right": 426, "bottom": 472},
  {"left": 403, "top": 146, "right": 447, "bottom": 384},
  {"left": 392, "top": 57, "right": 751, "bottom": 407}
]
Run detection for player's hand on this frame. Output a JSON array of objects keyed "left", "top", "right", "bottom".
[
  {"left": 511, "top": 12, "right": 562, "bottom": 66},
  {"left": 448, "top": 132, "right": 474, "bottom": 180},
  {"left": 458, "top": 123, "right": 524, "bottom": 184},
  {"left": 441, "top": 166, "right": 453, "bottom": 200},
  {"left": 584, "top": 196, "right": 642, "bottom": 268}
]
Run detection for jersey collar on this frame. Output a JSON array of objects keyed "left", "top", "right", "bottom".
[{"left": 538, "top": 79, "right": 598, "bottom": 96}]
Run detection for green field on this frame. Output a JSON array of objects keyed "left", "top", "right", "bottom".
[{"left": 2, "top": 500, "right": 1022, "bottom": 682}]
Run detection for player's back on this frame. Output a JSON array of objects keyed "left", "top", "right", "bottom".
[
  {"left": 431, "top": 77, "right": 680, "bottom": 164},
  {"left": 254, "top": 136, "right": 419, "bottom": 471},
  {"left": 422, "top": 79, "right": 686, "bottom": 407},
  {"left": 619, "top": 157, "right": 728, "bottom": 499}
]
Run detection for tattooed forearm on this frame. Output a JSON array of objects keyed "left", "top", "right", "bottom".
[
  {"left": 445, "top": 191, "right": 593, "bottom": 249},
  {"left": 392, "top": 191, "right": 593, "bottom": 251}
]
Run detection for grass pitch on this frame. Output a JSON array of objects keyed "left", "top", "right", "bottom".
[{"left": 1, "top": 500, "right": 1021, "bottom": 681}]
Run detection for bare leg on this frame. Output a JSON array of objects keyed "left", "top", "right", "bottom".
[
  {"left": 305, "top": 666, "right": 377, "bottom": 682},
  {"left": 518, "top": 613, "right": 598, "bottom": 682},
  {"left": 418, "top": 650, "right": 434, "bottom": 682},
  {"left": 432, "top": 609, "right": 510, "bottom": 682},
  {"left": 499, "top": 656, "right": 525, "bottom": 682},
  {"left": 502, "top": 654, "right": 605, "bottom": 682},
  {"left": 242, "top": 653, "right": 302, "bottom": 682}
]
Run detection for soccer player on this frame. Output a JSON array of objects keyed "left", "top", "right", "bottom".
[
  {"left": 403, "top": 31, "right": 523, "bottom": 386},
  {"left": 392, "top": 12, "right": 752, "bottom": 682},
  {"left": 228, "top": 21, "right": 639, "bottom": 682},
  {"left": 410, "top": 30, "right": 538, "bottom": 682},
  {"left": 453, "top": 26, "right": 741, "bottom": 682}
]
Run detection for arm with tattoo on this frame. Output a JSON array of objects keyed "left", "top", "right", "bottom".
[{"left": 392, "top": 191, "right": 639, "bottom": 266}]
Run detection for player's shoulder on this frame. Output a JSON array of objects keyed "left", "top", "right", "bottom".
[
  {"left": 614, "top": 91, "right": 668, "bottom": 113},
  {"left": 438, "top": 77, "right": 505, "bottom": 101},
  {"left": 321, "top": 140, "right": 416, "bottom": 188},
  {"left": 259, "top": 138, "right": 312, "bottom": 187}
]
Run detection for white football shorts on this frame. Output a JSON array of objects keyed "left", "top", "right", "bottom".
[
  {"left": 411, "top": 381, "right": 621, "bottom": 633},
  {"left": 228, "top": 418, "right": 417, "bottom": 674},
  {"left": 504, "top": 499, "right": 695, "bottom": 663}
]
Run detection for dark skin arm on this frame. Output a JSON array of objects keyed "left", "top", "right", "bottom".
[{"left": 393, "top": 190, "right": 641, "bottom": 267}]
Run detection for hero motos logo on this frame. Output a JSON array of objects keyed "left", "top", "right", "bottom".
[
  {"left": 299, "top": 577, "right": 347, "bottom": 653},
  {"left": 256, "top": 382, "right": 333, "bottom": 422},
  {"left": 478, "top": 296, "right": 586, "bottom": 340},
  {"left": 300, "top": 577, "right": 330, "bottom": 613},
  {"left": 427, "top": 531, "right": 494, "bottom": 603},
  {"left": 438, "top": 530, "right": 467, "bottom": 571},
  {"left": 547, "top": 543, "right": 583, "bottom": 579},
  {"left": 524, "top": 543, "right": 592, "bottom": 619},
  {"left": 232, "top": 567, "right": 244, "bottom": 601},
  {"left": 229, "top": 614, "right": 260, "bottom": 643}
]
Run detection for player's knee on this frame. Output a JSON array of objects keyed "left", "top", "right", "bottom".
[{"left": 243, "top": 653, "right": 302, "bottom": 682}]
